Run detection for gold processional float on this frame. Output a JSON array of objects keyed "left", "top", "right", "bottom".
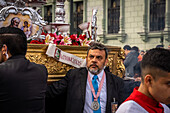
[{"left": 0, "top": 0, "right": 125, "bottom": 82}]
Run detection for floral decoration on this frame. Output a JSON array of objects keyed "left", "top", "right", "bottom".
[{"left": 29, "top": 32, "right": 92, "bottom": 46}]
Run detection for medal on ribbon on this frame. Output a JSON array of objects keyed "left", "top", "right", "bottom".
[
  {"left": 91, "top": 101, "right": 100, "bottom": 110},
  {"left": 88, "top": 72, "right": 105, "bottom": 111}
]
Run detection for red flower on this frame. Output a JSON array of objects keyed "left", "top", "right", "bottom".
[
  {"left": 79, "top": 34, "right": 86, "bottom": 41},
  {"left": 72, "top": 42, "right": 79, "bottom": 45},
  {"left": 58, "top": 35, "right": 63, "bottom": 40},
  {"left": 49, "top": 33, "right": 56, "bottom": 38},
  {"left": 70, "top": 35, "right": 77, "bottom": 40},
  {"left": 30, "top": 40, "right": 45, "bottom": 44},
  {"left": 41, "top": 32, "right": 47, "bottom": 36}
]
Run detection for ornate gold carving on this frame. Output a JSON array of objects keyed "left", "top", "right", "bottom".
[
  {"left": 25, "top": 54, "right": 74, "bottom": 74},
  {"left": 116, "top": 49, "right": 125, "bottom": 78}
]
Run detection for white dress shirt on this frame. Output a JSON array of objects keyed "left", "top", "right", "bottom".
[{"left": 83, "top": 70, "right": 107, "bottom": 113}]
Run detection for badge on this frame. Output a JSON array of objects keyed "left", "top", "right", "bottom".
[{"left": 91, "top": 101, "right": 99, "bottom": 111}]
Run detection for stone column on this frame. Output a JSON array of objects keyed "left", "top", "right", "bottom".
[
  {"left": 118, "top": 0, "right": 126, "bottom": 43},
  {"left": 164, "top": 0, "right": 170, "bottom": 42},
  {"left": 138, "top": 0, "right": 149, "bottom": 42},
  {"left": 69, "top": 0, "right": 73, "bottom": 34}
]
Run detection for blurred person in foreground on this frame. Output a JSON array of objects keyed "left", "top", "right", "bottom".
[
  {"left": 116, "top": 48, "right": 170, "bottom": 113},
  {"left": 46, "top": 42, "right": 124, "bottom": 113},
  {"left": 0, "top": 27, "right": 48, "bottom": 113}
]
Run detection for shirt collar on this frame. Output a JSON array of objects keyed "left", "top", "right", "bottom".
[
  {"left": 89, "top": 69, "right": 104, "bottom": 82},
  {"left": 133, "top": 87, "right": 160, "bottom": 107}
]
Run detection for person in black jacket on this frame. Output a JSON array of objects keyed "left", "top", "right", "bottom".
[
  {"left": 0, "top": 27, "right": 48, "bottom": 113},
  {"left": 46, "top": 42, "right": 125, "bottom": 113}
]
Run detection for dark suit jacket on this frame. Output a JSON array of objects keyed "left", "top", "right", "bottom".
[
  {"left": 0, "top": 55, "right": 48, "bottom": 113},
  {"left": 46, "top": 67, "right": 124, "bottom": 113}
]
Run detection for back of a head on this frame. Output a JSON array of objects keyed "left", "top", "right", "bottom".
[
  {"left": 131, "top": 46, "right": 139, "bottom": 52},
  {"left": 141, "top": 48, "right": 170, "bottom": 81},
  {"left": 123, "top": 45, "right": 131, "bottom": 50},
  {"left": 0, "top": 27, "right": 27, "bottom": 56},
  {"left": 140, "top": 50, "right": 145, "bottom": 53},
  {"left": 156, "top": 44, "right": 164, "bottom": 48}
]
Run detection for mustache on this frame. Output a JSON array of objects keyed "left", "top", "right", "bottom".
[{"left": 90, "top": 63, "right": 98, "bottom": 68}]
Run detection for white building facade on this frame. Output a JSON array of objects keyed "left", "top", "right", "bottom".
[{"left": 42, "top": 0, "right": 170, "bottom": 50}]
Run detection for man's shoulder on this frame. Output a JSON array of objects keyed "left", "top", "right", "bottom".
[
  {"left": 0, "top": 62, "right": 8, "bottom": 70},
  {"left": 105, "top": 70, "right": 123, "bottom": 80},
  {"left": 68, "top": 67, "right": 87, "bottom": 73},
  {"left": 116, "top": 100, "right": 148, "bottom": 113},
  {"left": 28, "top": 61, "right": 47, "bottom": 74}
]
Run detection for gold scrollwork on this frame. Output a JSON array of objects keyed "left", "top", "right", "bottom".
[
  {"left": 116, "top": 49, "right": 125, "bottom": 78},
  {"left": 25, "top": 54, "right": 74, "bottom": 75}
]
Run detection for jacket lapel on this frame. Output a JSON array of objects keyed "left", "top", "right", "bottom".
[{"left": 105, "top": 70, "right": 114, "bottom": 112}]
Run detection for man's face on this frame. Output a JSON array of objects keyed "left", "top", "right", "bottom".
[
  {"left": 124, "top": 49, "right": 130, "bottom": 56},
  {"left": 13, "top": 19, "right": 20, "bottom": 28},
  {"left": 86, "top": 49, "right": 108, "bottom": 75},
  {"left": 140, "top": 51, "right": 145, "bottom": 57},
  {"left": 149, "top": 72, "right": 170, "bottom": 104}
]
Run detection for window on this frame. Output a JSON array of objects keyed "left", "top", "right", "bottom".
[
  {"left": 108, "top": 0, "right": 120, "bottom": 34},
  {"left": 44, "top": 5, "right": 52, "bottom": 24},
  {"left": 150, "top": 0, "right": 166, "bottom": 31},
  {"left": 73, "top": 2, "right": 83, "bottom": 35}
]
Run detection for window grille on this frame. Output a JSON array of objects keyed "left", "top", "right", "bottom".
[
  {"left": 44, "top": 5, "right": 52, "bottom": 24},
  {"left": 150, "top": 0, "right": 166, "bottom": 31},
  {"left": 108, "top": 0, "right": 120, "bottom": 34},
  {"left": 73, "top": 2, "right": 83, "bottom": 35}
]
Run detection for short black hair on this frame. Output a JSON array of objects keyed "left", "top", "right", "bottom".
[
  {"left": 141, "top": 48, "right": 170, "bottom": 81},
  {"left": 156, "top": 45, "right": 164, "bottom": 48},
  {"left": 0, "top": 27, "right": 27, "bottom": 56},
  {"left": 11, "top": 17, "right": 20, "bottom": 26},
  {"left": 123, "top": 45, "right": 131, "bottom": 50},
  {"left": 24, "top": 21, "right": 28, "bottom": 24},
  {"left": 140, "top": 50, "right": 145, "bottom": 53},
  {"left": 87, "top": 42, "right": 108, "bottom": 59},
  {"left": 131, "top": 46, "right": 139, "bottom": 52},
  {"left": 0, "top": 44, "right": 3, "bottom": 49}
]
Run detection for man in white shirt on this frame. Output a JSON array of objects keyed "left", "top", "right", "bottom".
[{"left": 46, "top": 42, "right": 125, "bottom": 113}]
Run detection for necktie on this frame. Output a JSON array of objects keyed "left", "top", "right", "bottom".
[{"left": 92, "top": 75, "right": 101, "bottom": 113}]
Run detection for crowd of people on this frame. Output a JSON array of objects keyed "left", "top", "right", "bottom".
[{"left": 0, "top": 27, "right": 169, "bottom": 113}]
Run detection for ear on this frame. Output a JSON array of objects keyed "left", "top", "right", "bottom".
[
  {"left": 2, "top": 44, "right": 8, "bottom": 55},
  {"left": 144, "top": 74, "right": 154, "bottom": 87}
]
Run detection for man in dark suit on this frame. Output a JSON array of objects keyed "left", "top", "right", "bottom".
[
  {"left": 0, "top": 27, "right": 48, "bottom": 113},
  {"left": 46, "top": 42, "right": 124, "bottom": 113}
]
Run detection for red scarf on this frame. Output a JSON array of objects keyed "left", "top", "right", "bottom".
[{"left": 124, "top": 87, "right": 164, "bottom": 113}]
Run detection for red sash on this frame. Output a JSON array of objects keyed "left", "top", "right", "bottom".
[{"left": 124, "top": 87, "right": 164, "bottom": 113}]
